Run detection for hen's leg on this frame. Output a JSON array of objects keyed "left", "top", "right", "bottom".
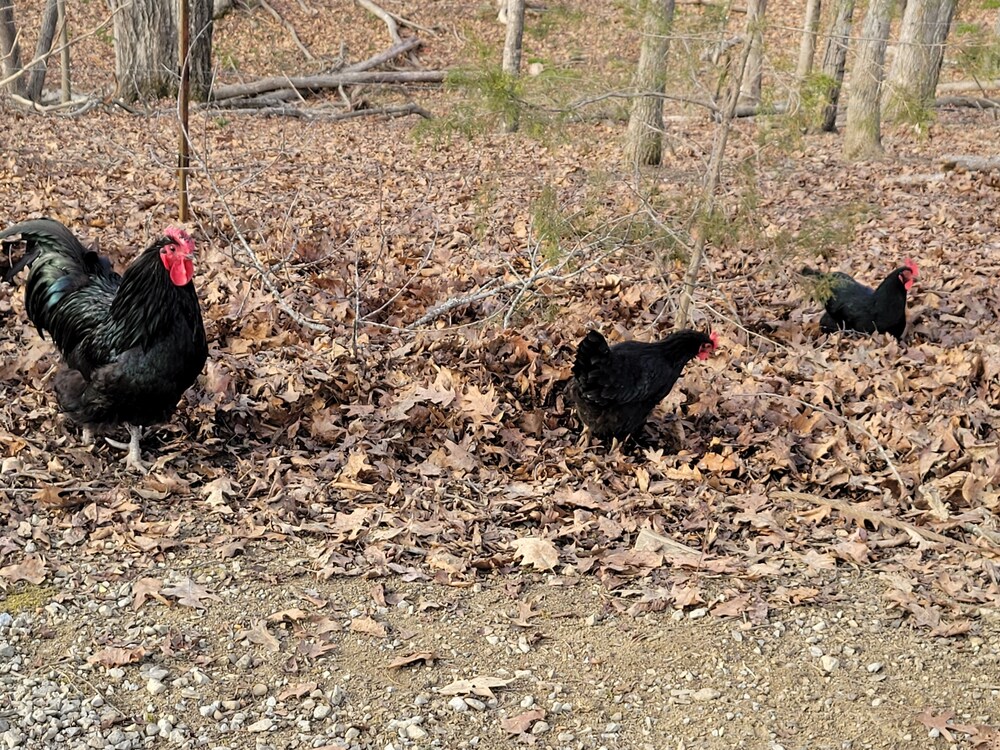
[
  {"left": 106, "top": 425, "right": 148, "bottom": 473},
  {"left": 81, "top": 426, "right": 95, "bottom": 445}
]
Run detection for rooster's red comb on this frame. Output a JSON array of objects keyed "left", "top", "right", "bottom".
[
  {"left": 164, "top": 227, "right": 194, "bottom": 254},
  {"left": 904, "top": 258, "right": 918, "bottom": 277}
]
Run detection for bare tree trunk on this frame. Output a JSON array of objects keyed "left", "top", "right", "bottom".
[
  {"left": 676, "top": 25, "right": 755, "bottom": 327},
  {"left": 818, "top": 0, "right": 855, "bottom": 132},
  {"left": 109, "top": 0, "right": 212, "bottom": 102},
  {"left": 188, "top": 0, "right": 213, "bottom": 101},
  {"left": 0, "top": 0, "right": 25, "bottom": 96},
  {"left": 739, "top": 0, "right": 768, "bottom": 106},
  {"left": 57, "top": 0, "right": 69, "bottom": 103},
  {"left": 624, "top": 0, "right": 676, "bottom": 167},
  {"left": 500, "top": 0, "right": 526, "bottom": 133},
  {"left": 25, "top": 0, "right": 58, "bottom": 102},
  {"left": 795, "top": 0, "right": 822, "bottom": 81},
  {"left": 884, "top": 0, "right": 958, "bottom": 120},
  {"left": 843, "top": 0, "right": 893, "bottom": 159}
]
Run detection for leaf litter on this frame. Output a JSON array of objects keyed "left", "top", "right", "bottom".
[{"left": 1, "top": 0, "right": 1000, "bottom": 745}]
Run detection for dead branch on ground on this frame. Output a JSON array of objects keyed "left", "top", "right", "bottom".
[
  {"left": 356, "top": 0, "right": 402, "bottom": 45},
  {"left": 209, "top": 69, "right": 443, "bottom": 102},
  {"left": 941, "top": 155, "right": 1000, "bottom": 173},
  {"left": 937, "top": 79, "right": 1000, "bottom": 94},
  {"left": 934, "top": 96, "right": 1000, "bottom": 110},
  {"left": 259, "top": 0, "right": 316, "bottom": 62},
  {"left": 774, "top": 491, "right": 996, "bottom": 556},
  {"left": 207, "top": 102, "right": 431, "bottom": 120}
]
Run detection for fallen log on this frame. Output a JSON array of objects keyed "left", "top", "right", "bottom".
[
  {"left": 940, "top": 155, "right": 1000, "bottom": 173},
  {"left": 210, "top": 69, "right": 445, "bottom": 102}
]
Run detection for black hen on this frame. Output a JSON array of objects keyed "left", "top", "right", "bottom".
[
  {"left": 1, "top": 218, "right": 208, "bottom": 471},
  {"left": 801, "top": 259, "right": 918, "bottom": 340},
  {"left": 570, "top": 328, "right": 717, "bottom": 441}
]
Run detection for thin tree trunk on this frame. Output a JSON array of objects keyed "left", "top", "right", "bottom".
[
  {"left": 57, "top": 0, "right": 69, "bottom": 103},
  {"left": 188, "top": 0, "right": 213, "bottom": 101},
  {"left": 884, "top": 0, "right": 958, "bottom": 120},
  {"left": 0, "top": 0, "right": 25, "bottom": 96},
  {"left": 624, "top": 0, "right": 676, "bottom": 167},
  {"left": 739, "top": 0, "right": 768, "bottom": 106},
  {"left": 676, "top": 24, "right": 755, "bottom": 327},
  {"left": 179, "top": 0, "right": 190, "bottom": 222},
  {"left": 843, "top": 0, "right": 893, "bottom": 159},
  {"left": 795, "top": 0, "right": 822, "bottom": 81},
  {"left": 818, "top": 0, "right": 855, "bottom": 132},
  {"left": 26, "top": 0, "right": 58, "bottom": 102},
  {"left": 500, "top": 0, "right": 526, "bottom": 133}
]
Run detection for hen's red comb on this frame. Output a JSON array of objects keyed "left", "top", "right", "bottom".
[
  {"left": 904, "top": 258, "right": 918, "bottom": 277},
  {"left": 164, "top": 226, "right": 194, "bottom": 254}
]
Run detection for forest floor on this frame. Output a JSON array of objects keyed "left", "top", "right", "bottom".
[{"left": 2, "top": 0, "right": 1000, "bottom": 748}]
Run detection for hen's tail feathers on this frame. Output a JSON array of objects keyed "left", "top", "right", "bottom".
[
  {"left": 573, "top": 330, "right": 610, "bottom": 380},
  {"left": 800, "top": 266, "right": 822, "bottom": 277}
]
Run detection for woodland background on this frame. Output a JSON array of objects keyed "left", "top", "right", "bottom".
[{"left": 1, "top": 0, "right": 1000, "bottom": 748}]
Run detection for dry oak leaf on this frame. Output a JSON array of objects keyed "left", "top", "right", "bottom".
[
  {"left": 439, "top": 676, "right": 515, "bottom": 699},
  {"left": 511, "top": 537, "right": 558, "bottom": 571},
  {"left": 501, "top": 708, "right": 546, "bottom": 735},
  {"left": 247, "top": 620, "right": 281, "bottom": 652},
  {"left": 201, "top": 476, "right": 236, "bottom": 514},
  {"left": 0, "top": 555, "right": 46, "bottom": 585},
  {"left": 161, "top": 578, "right": 222, "bottom": 609},
  {"left": 132, "top": 577, "right": 165, "bottom": 610},
  {"left": 87, "top": 646, "right": 147, "bottom": 667},
  {"left": 350, "top": 616, "right": 388, "bottom": 638},
  {"left": 277, "top": 681, "right": 319, "bottom": 701},
  {"left": 387, "top": 650, "right": 437, "bottom": 669}
]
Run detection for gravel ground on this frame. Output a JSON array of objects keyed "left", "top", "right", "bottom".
[{"left": 2, "top": 547, "right": 999, "bottom": 750}]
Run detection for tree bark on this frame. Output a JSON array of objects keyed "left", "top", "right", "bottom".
[
  {"left": 624, "top": 0, "right": 676, "bottom": 167},
  {"left": 25, "top": 0, "right": 58, "bottom": 102},
  {"left": 0, "top": 0, "right": 25, "bottom": 96},
  {"left": 843, "top": 0, "right": 893, "bottom": 159},
  {"left": 57, "top": 0, "right": 69, "bottom": 103},
  {"left": 883, "top": 0, "right": 958, "bottom": 120},
  {"left": 500, "top": 0, "right": 526, "bottom": 133},
  {"left": 109, "top": 0, "right": 212, "bottom": 102},
  {"left": 817, "top": 0, "right": 854, "bottom": 132},
  {"left": 795, "top": 0, "right": 822, "bottom": 81},
  {"left": 738, "top": 0, "right": 768, "bottom": 106}
]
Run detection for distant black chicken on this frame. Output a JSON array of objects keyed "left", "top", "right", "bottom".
[
  {"left": 801, "top": 259, "right": 918, "bottom": 340},
  {"left": 570, "top": 328, "right": 718, "bottom": 441},
  {"left": 1, "top": 218, "right": 208, "bottom": 471}
]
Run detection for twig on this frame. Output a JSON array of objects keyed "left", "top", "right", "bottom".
[
  {"left": 344, "top": 37, "right": 422, "bottom": 73},
  {"left": 773, "top": 491, "right": 995, "bottom": 556},
  {"left": 355, "top": 0, "right": 403, "bottom": 45},
  {"left": 730, "top": 392, "right": 907, "bottom": 494},
  {"left": 259, "top": 0, "right": 316, "bottom": 62},
  {"left": 205, "top": 102, "right": 431, "bottom": 120}
]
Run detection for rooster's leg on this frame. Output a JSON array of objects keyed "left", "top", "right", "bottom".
[
  {"left": 81, "top": 426, "right": 94, "bottom": 445},
  {"left": 106, "top": 425, "right": 148, "bottom": 473}
]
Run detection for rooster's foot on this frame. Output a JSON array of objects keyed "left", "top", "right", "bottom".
[{"left": 106, "top": 425, "right": 148, "bottom": 474}]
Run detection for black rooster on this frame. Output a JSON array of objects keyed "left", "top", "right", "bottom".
[
  {"left": 801, "top": 259, "right": 918, "bottom": 340},
  {"left": 570, "top": 328, "right": 718, "bottom": 442},
  {"left": 1, "top": 218, "right": 208, "bottom": 471}
]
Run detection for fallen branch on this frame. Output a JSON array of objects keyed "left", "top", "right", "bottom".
[
  {"left": 344, "top": 36, "right": 422, "bottom": 73},
  {"left": 210, "top": 69, "right": 442, "bottom": 101},
  {"left": 937, "top": 78, "right": 1000, "bottom": 93},
  {"left": 356, "top": 0, "right": 402, "bottom": 45},
  {"left": 935, "top": 95, "right": 1000, "bottom": 109},
  {"left": 205, "top": 102, "right": 431, "bottom": 120},
  {"left": 773, "top": 491, "right": 995, "bottom": 556},
  {"left": 941, "top": 155, "right": 1000, "bottom": 173},
  {"left": 259, "top": 0, "right": 316, "bottom": 62}
]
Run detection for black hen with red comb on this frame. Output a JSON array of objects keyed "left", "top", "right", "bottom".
[
  {"left": 570, "top": 328, "right": 717, "bottom": 441},
  {"left": 1, "top": 218, "right": 207, "bottom": 471},
  {"left": 801, "top": 259, "right": 918, "bottom": 340}
]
